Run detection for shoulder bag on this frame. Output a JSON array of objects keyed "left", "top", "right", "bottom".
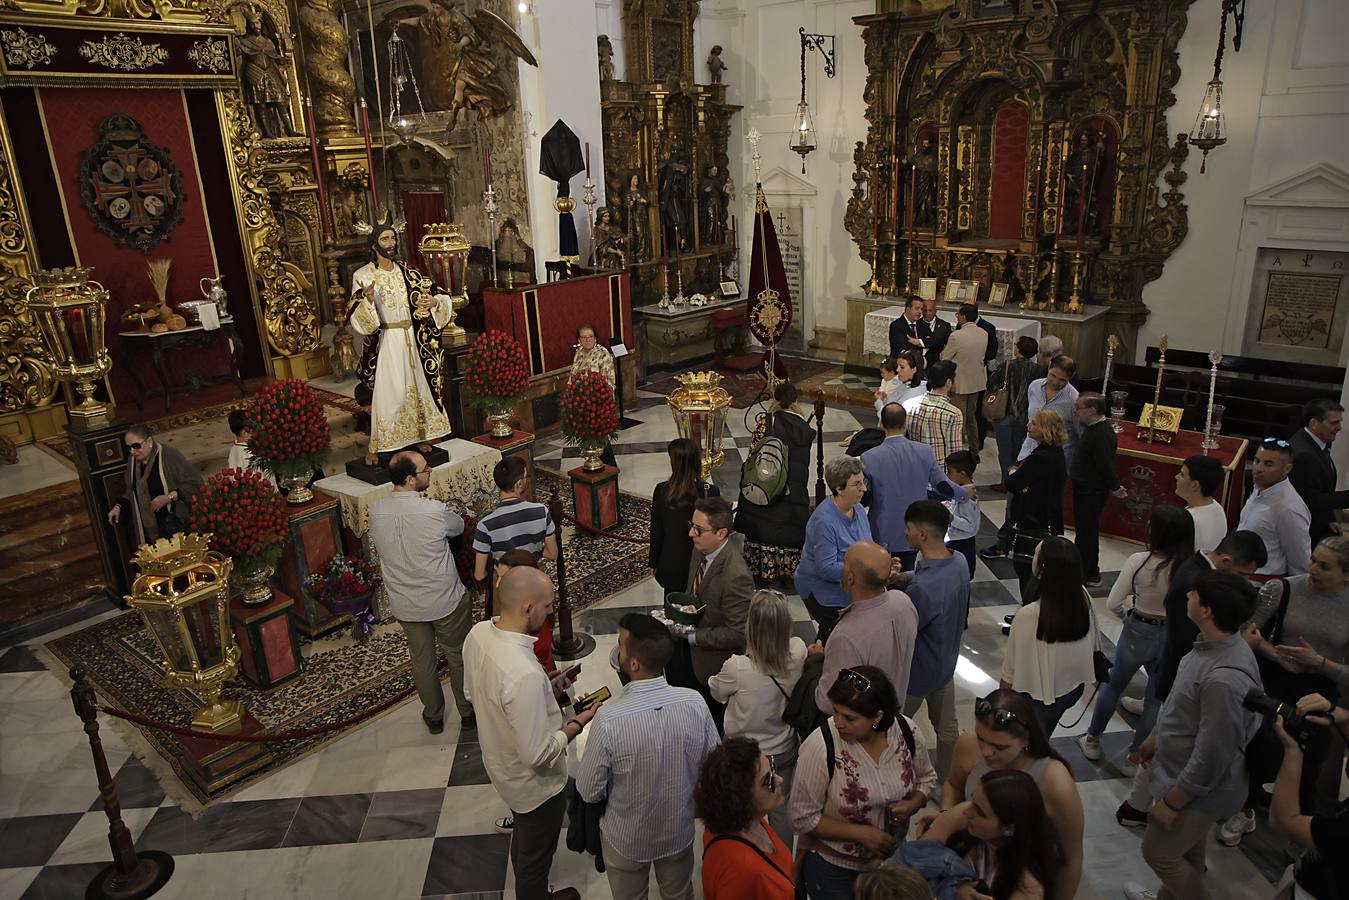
[{"left": 984, "top": 356, "right": 1012, "bottom": 421}]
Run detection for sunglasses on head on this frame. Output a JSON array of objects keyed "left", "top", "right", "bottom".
[
  {"left": 975, "top": 697, "right": 1025, "bottom": 730},
  {"left": 837, "top": 667, "right": 872, "bottom": 693},
  {"left": 1262, "top": 438, "right": 1291, "bottom": 448},
  {"left": 762, "top": 754, "right": 778, "bottom": 792}
]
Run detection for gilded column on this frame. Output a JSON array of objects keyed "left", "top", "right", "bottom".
[{"left": 296, "top": 0, "right": 357, "bottom": 139}]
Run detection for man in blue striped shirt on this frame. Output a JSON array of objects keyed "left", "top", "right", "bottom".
[
  {"left": 473, "top": 456, "right": 558, "bottom": 585},
  {"left": 574, "top": 613, "right": 720, "bottom": 899}
]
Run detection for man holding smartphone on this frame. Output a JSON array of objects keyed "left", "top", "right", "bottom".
[{"left": 465, "top": 567, "right": 600, "bottom": 900}]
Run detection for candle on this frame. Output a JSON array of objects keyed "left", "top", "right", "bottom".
[
  {"left": 484, "top": 146, "right": 492, "bottom": 185},
  {"left": 731, "top": 215, "right": 737, "bottom": 252},
  {"left": 871, "top": 167, "right": 880, "bottom": 246},
  {"left": 1075, "top": 165, "right": 1087, "bottom": 252},
  {"left": 892, "top": 160, "right": 901, "bottom": 236},
  {"left": 675, "top": 225, "right": 681, "bottom": 258},
  {"left": 585, "top": 142, "right": 591, "bottom": 179},
  {"left": 305, "top": 98, "right": 331, "bottom": 240},
  {"left": 906, "top": 165, "right": 916, "bottom": 249},
  {"left": 360, "top": 100, "right": 379, "bottom": 210}
]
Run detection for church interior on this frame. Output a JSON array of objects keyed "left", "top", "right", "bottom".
[{"left": 1, "top": 0, "right": 1347, "bottom": 897}]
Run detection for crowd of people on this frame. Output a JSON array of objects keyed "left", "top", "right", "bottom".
[{"left": 359, "top": 301, "right": 1347, "bottom": 900}]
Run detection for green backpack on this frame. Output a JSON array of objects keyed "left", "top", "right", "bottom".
[{"left": 740, "top": 436, "right": 788, "bottom": 506}]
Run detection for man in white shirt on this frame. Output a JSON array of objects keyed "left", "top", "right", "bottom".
[
  {"left": 1237, "top": 439, "right": 1312, "bottom": 576},
  {"left": 464, "top": 567, "right": 599, "bottom": 900},
  {"left": 1175, "top": 455, "right": 1229, "bottom": 552},
  {"left": 368, "top": 450, "right": 471, "bottom": 734}
]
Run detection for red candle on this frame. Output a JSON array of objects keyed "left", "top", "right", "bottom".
[
  {"left": 731, "top": 215, "right": 737, "bottom": 252},
  {"left": 585, "top": 142, "right": 591, "bottom": 179},
  {"left": 675, "top": 225, "right": 681, "bottom": 258},
  {"left": 360, "top": 100, "right": 379, "bottom": 210},
  {"left": 1075, "top": 165, "right": 1087, "bottom": 252},
  {"left": 906, "top": 165, "right": 916, "bottom": 249},
  {"left": 871, "top": 167, "right": 880, "bottom": 246},
  {"left": 484, "top": 146, "right": 492, "bottom": 184},
  {"left": 892, "top": 161, "right": 902, "bottom": 235},
  {"left": 305, "top": 98, "right": 331, "bottom": 240}
]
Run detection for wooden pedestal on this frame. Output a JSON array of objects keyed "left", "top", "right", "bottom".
[
  {"left": 276, "top": 490, "right": 348, "bottom": 638},
  {"left": 569, "top": 465, "right": 621, "bottom": 531},
  {"left": 473, "top": 430, "right": 536, "bottom": 500},
  {"left": 176, "top": 711, "right": 274, "bottom": 796},
  {"left": 230, "top": 589, "right": 303, "bottom": 690}
]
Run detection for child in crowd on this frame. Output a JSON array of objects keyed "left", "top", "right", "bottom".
[
  {"left": 944, "top": 450, "right": 979, "bottom": 577},
  {"left": 874, "top": 356, "right": 902, "bottom": 414},
  {"left": 227, "top": 410, "right": 276, "bottom": 487}
]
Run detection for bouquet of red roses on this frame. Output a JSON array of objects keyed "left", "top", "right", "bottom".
[
  {"left": 188, "top": 468, "right": 289, "bottom": 572},
  {"left": 560, "top": 369, "right": 619, "bottom": 446},
  {"left": 306, "top": 553, "right": 381, "bottom": 640},
  {"left": 244, "top": 379, "right": 331, "bottom": 481},
  {"left": 461, "top": 330, "right": 529, "bottom": 415}
]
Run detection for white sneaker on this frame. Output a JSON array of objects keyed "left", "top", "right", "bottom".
[
  {"left": 1077, "top": 734, "right": 1103, "bottom": 761},
  {"left": 1123, "top": 883, "right": 1158, "bottom": 900},
  {"left": 1217, "top": 809, "right": 1256, "bottom": 847},
  {"left": 1119, "top": 754, "right": 1140, "bottom": 778},
  {"left": 1120, "top": 696, "right": 1146, "bottom": 716},
  {"left": 495, "top": 815, "right": 514, "bottom": 834}
]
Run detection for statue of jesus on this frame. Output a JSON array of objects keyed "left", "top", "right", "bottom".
[{"left": 350, "top": 213, "right": 452, "bottom": 465}]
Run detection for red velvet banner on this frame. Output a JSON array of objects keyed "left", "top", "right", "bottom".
[
  {"left": 484, "top": 273, "right": 633, "bottom": 376},
  {"left": 401, "top": 190, "right": 446, "bottom": 274},
  {"left": 38, "top": 87, "right": 232, "bottom": 400}
]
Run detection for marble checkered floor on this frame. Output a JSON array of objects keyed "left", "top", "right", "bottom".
[{"left": 0, "top": 386, "right": 1287, "bottom": 899}]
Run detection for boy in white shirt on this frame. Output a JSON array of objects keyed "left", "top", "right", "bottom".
[
  {"left": 943, "top": 450, "right": 980, "bottom": 577},
  {"left": 226, "top": 409, "right": 276, "bottom": 487},
  {"left": 1176, "top": 454, "right": 1228, "bottom": 552}
]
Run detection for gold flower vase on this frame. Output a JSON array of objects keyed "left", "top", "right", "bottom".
[
  {"left": 579, "top": 440, "right": 607, "bottom": 472},
  {"left": 280, "top": 470, "right": 315, "bottom": 505},
  {"left": 233, "top": 563, "right": 276, "bottom": 606},
  {"left": 482, "top": 400, "right": 515, "bottom": 438}
]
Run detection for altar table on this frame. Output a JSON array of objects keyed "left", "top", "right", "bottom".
[
  {"left": 314, "top": 438, "right": 501, "bottom": 536},
  {"left": 862, "top": 306, "right": 1039, "bottom": 365},
  {"left": 118, "top": 315, "right": 243, "bottom": 411},
  {"left": 1063, "top": 427, "right": 1249, "bottom": 545}
]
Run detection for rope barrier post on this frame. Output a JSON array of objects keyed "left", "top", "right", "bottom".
[
  {"left": 814, "top": 388, "right": 826, "bottom": 506},
  {"left": 69, "top": 665, "right": 175, "bottom": 899},
  {"left": 549, "top": 487, "right": 596, "bottom": 661}
]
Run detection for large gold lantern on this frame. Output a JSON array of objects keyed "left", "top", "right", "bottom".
[
  {"left": 25, "top": 266, "right": 113, "bottom": 428},
  {"left": 128, "top": 533, "right": 243, "bottom": 733},
  {"left": 418, "top": 222, "right": 470, "bottom": 345},
  {"left": 666, "top": 371, "right": 732, "bottom": 480}
]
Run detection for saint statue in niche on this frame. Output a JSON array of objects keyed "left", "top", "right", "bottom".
[
  {"left": 598, "top": 34, "right": 615, "bottom": 81},
  {"left": 624, "top": 172, "right": 650, "bottom": 262},
  {"left": 700, "top": 164, "right": 724, "bottom": 244},
  {"left": 237, "top": 11, "right": 296, "bottom": 139},
  {"left": 910, "top": 136, "right": 938, "bottom": 229},
  {"left": 590, "top": 207, "right": 627, "bottom": 269},
  {"left": 1063, "top": 130, "right": 1103, "bottom": 237},
  {"left": 658, "top": 146, "right": 691, "bottom": 254}
]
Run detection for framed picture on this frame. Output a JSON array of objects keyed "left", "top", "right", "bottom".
[
  {"left": 989, "top": 282, "right": 1010, "bottom": 307},
  {"left": 944, "top": 279, "right": 978, "bottom": 304},
  {"left": 918, "top": 277, "right": 938, "bottom": 302},
  {"left": 719, "top": 280, "right": 741, "bottom": 298}
]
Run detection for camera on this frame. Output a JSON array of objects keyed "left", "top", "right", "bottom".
[{"left": 1242, "top": 689, "right": 1322, "bottom": 747}]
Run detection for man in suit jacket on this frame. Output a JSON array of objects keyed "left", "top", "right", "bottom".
[
  {"left": 1290, "top": 399, "right": 1349, "bottom": 545},
  {"left": 941, "top": 303, "right": 989, "bottom": 455},
  {"left": 888, "top": 295, "right": 927, "bottom": 360},
  {"left": 673, "top": 496, "right": 755, "bottom": 687},
  {"left": 920, "top": 297, "right": 953, "bottom": 369}
]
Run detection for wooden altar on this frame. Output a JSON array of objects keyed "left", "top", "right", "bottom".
[{"left": 848, "top": 0, "right": 1198, "bottom": 362}]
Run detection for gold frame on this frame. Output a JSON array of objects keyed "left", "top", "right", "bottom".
[{"left": 988, "top": 282, "right": 1009, "bottom": 307}]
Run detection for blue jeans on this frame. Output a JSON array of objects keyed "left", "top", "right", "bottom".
[
  {"left": 1088, "top": 612, "right": 1164, "bottom": 750},
  {"left": 800, "top": 851, "right": 860, "bottom": 900},
  {"left": 994, "top": 416, "right": 1027, "bottom": 484},
  {"left": 1032, "top": 682, "right": 1085, "bottom": 737}
]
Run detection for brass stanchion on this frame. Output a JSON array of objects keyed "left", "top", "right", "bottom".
[
  {"left": 549, "top": 489, "right": 596, "bottom": 661},
  {"left": 70, "top": 666, "right": 175, "bottom": 899}
]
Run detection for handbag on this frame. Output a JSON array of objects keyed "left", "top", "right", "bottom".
[{"left": 983, "top": 357, "right": 1012, "bottom": 421}]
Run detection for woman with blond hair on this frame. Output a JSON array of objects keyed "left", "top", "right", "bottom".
[
  {"left": 710, "top": 588, "right": 808, "bottom": 843},
  {"left": 1005, "top": 408, "right": 1069, "bottom": 595}
]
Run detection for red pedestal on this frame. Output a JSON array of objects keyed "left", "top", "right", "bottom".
[
  {"left": 1063, "top": 429, "right": 1250, "bottom": 544},
  {"left": 569, "top": 464, "right": 622, "bottom": 531},
  {"left": 473, "top": 430, "right": 537, "bottom": 500},
  {"left": 230, "top": 588, "right": 303, "bottom": 690},
  {"left": 276, "top": 490, "right": 348, "bottom": 638},
  {"left": 176, "top": 710, "right": 273, "bottom": 796}
]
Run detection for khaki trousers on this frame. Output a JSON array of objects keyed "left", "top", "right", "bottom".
[
  {"left": 1141, "top": 806, "right": 1216, "bottom": 900},
  {"left": 399, "top": 595, "right": 473, "bottom": 723},
  {"left": 903, "top": 678, "right": 958, "bottom": 782},
  {"left": 951, "top": 392, "right": 980, "bottom": 453},
  {"left": 601, "top": 835, "right": 694, "bottom": 900}
]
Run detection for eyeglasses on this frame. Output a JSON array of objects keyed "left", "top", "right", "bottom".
[
  {"left": 415, "top": 467, "right": 431, "bottom": 476},
  {"left": 689, "top": 523, "right": 718, "bottom": 536},
  {"left": 1261, "top": 438, "right": 1291, "bottom": 448},
  {"left": 837, "top": 668, "right": 872, "bottom": 693},
  {"left": 975, "top": 698, "right": 1025, "bottom": 730},
  {"left": 126, "top": 441, "right": 144, "bottom": 450},
  {"left": 761, "top": 754, "right": 778, "bottom": 792}
]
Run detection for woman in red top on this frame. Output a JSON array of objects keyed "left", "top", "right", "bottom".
[{"left": 696, "top": 737, "right": 796, "bottom": 900}]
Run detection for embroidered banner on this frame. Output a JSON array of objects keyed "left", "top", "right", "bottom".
[{"left": 0, "top": 16, "right": 237, "bottom": 87}]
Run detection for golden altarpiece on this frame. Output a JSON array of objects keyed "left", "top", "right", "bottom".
[{"left": 846, "top": 0, "right": 1197, "bottom": 372}]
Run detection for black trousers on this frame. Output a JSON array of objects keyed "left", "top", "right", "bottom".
[
  {"left": 803, "top": 594, "right": 843, "bottom": 647},
  {"left": 511, "top": 789, "right": 567, "bottom": 900},
  {"left": 1072, "top": 485, "right": 1108, "bottom": 579}
]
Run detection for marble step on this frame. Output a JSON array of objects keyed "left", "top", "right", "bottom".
[
  {"left": 0, "top": 482, "right": 86, "bottom": 535},
  {"left": 0, "top": 554, "right": 108, "bottom": 634},
  {"left": 0, "top": 540, "right": 101, "bottom": 591},
  {"left": 0, "top": 511, "right": 95, "bottom": 557}
]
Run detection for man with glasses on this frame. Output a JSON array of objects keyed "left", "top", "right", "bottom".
[
  {"left": 1237, "top": 439, "right": 1312, "bottom": 577},
  {"left": 369, "top": 450, "right": 474, "bottom": 734},
  {"left": 107, "top": 424, "right": 204, "bottom": 546}
]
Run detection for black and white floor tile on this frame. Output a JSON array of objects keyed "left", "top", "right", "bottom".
[{"left": 0, "top": 388, "right": 1289, "bottom": 899}]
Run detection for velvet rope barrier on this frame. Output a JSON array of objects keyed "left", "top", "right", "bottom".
[{"left": 557, "top": 509, "right": 651, "bottom": 544}]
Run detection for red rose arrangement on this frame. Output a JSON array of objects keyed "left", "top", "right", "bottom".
[
  {"left": 462, "top": 330, "right": 529, "bottom": 414},
  {"left": 306, "top": 553, "right": 382, "bottom": 641},
  {"left": 559, "top": 369, "right": 619, "bottom": 446},
  {"left": 244, "top": 379, "right": 331, "bottom": 481},
  {"left": 188, "top": 468, "right": 289, "bottom": 572}
]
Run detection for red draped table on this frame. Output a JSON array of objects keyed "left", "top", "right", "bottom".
[{"left": 1064, "top": 428, "right": 1249, "bottom": 545}]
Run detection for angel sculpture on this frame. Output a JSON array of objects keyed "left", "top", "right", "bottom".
[{"left": 387, "top": 0, "right": 537, "bottom": 133}]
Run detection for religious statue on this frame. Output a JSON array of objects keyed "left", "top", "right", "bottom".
[
  {"left": 1063, "top": 129, "right": 1102, "bottom": 237},
  {"left": 910, "top": 136, "right": 938, "bottom": 229},
  {"left": 624, "top": 171, "right": 650, "bottom": 262},
  {"left": 392, "top": 1, "right": 538, "bottom": 133},
  {"left": 721, "top": 170, "right": 735, "bottom": 227},
  {"left": 699, "top": 164, "right": 724, "bottom": 245},
  {"left": 707, "top": 45, "right": 727, "bottom": 84},
  {"left": 590, "top": 207, "right": 627, "bottom": 269},
  {"left": 658, "top": 146, "right": 691, "bottom": 254},
  {"left": 598, "top": 34, "right": 615, "bottom": 81},
  {"left": 237, "top": 12, "right": 296, "bottom": 139},
  {"left": 349, "top": 212, "right": 453, "bottom": 463}
]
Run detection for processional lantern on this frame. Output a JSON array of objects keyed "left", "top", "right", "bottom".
[
  {"left": 1189, "top": 0, "right": 1237, "bottom": 173},
  {"left": 790, "top": 29, "right": 818, "bottom": 174},
  {"left": 25, "top": 266, "right": 113, "bottom": 429},
  {"left": 418, "top": 223, "right": 471, "bottom": 344},
  {"left": 666, "top": 372, "right": 732, "bottom": 480}
]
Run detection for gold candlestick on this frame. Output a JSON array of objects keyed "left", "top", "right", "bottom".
[
  {"left": 890, "top": 242, "right": 900, "bottom": 296},
  {"left": 1142, "top": 335, "right": 1168, "bottom": 443},
  {"left": 866, "top": 246, "right": 882, "bottom": 296},
  {"left": 1065, "top": 250, "right": 1085, "bottom": 314}
]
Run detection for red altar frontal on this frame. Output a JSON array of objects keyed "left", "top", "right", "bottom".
[
  {"left": 484, "top": 273, "right": 635, "bottom": 376},
  {"left": 1064, "top": 429, "right": 1250, "bottom": 545}
]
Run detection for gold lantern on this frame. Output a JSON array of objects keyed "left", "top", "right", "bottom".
[
  {"left": 25, "top": 266, "right": 113, "bottom": 429},
  {"left": 666, "top": 371, "right": 732, "bottom": 480},
  {"left": 127, "top": 533, "right": 243, "bottom": 733},
  {"left": 418, "top": 222, "right": 470, "bottom": 345}
]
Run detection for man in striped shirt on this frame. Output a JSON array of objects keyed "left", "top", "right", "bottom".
[
  {"left": 906, "top": 359, "right": 965, "bottom": 463},
  {"left": 574, "top": 612, "right": 719, "bottom": 900},
  {"left": 473, "top": 456, "right": 558, "bottom": 585}
]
